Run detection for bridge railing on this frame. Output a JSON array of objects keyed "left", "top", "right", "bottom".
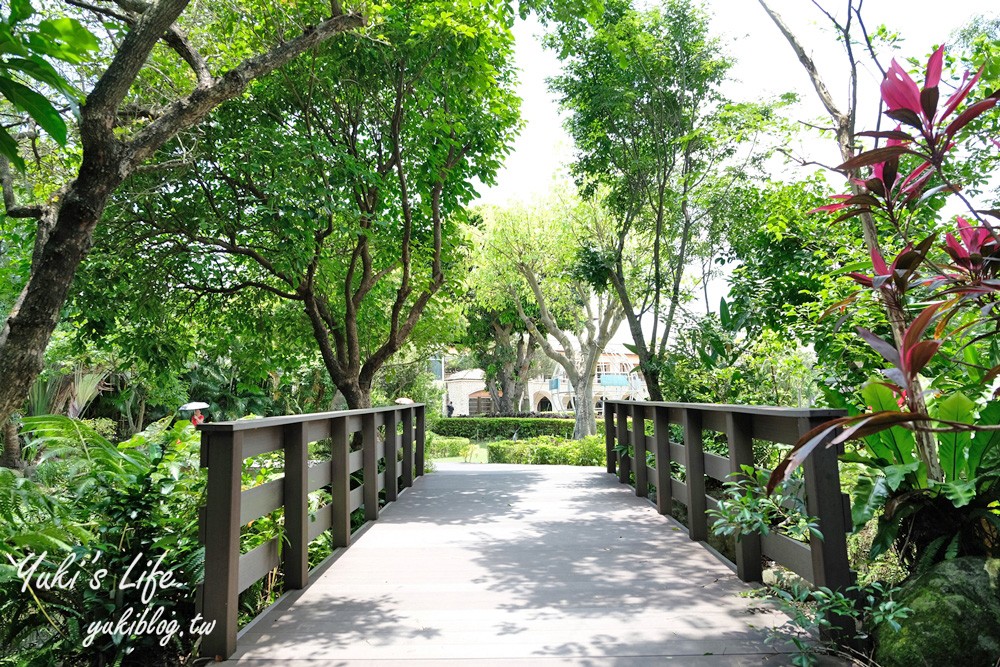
[
  {"left": 196, "top": 404, "right": 425, "bottom": 660},
  {"left": 603, "top": 400, "right": 853, "bottom": 592}
]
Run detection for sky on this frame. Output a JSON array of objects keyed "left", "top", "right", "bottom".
[{"left": 477, "top": 0, "right": 1000, "bottom": 206}]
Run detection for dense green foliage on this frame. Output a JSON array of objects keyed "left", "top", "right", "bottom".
[
  {"left": 547, "top": 0, "right": 782, "bottom": 400},
  {"left": 473, "top": 191, "right": 623, "bottom": 438},
  {"left": 75, "top": 0, "right": 520, "bottom": 411},
  {"left": 0, "top": 1, "right": 97, "bottom": 169},
  {"left": 0, "top": 417, "right": 205, "bottom": 665}
]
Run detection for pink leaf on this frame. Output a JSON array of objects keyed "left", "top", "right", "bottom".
[
  {"left": 870, "top": 246, "right": 889, "bottom": 275},
  {"left": 902, "top": 301, "right": 945, "bottom": 356},
  {"left": 809, "top": 203, "right": 848, "bottom": 213},
  {"left": 857, "top": 326, "right": 901, "bottom": 367},
  {"left": 899, "top": 160, "right": 932, "bottom": 193},
  {"left": 882, "top": 59, "right": 923, "bottom": 114},
  {"left": 925, "top": 45, "right": 945, "bottom": 89},
  {"left": 847, "top": 272, "right": 874, "bottom": 288},
  {"left": 955, "top": 216, "right": 990, "bottom": 251},
  {"left": 944, "top": 232, "right": 969, "bottom": 262}
]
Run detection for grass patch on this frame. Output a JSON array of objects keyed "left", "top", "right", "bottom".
[{"left": 431, "top": 444, "right": 489, "bottom": 464}]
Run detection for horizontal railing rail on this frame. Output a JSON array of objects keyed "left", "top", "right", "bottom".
[
  {"left": 197, "top": 404, "right": 425, "bottom": 660},
  {"left": 603, "top": 400, "right": 853, "bottom": 593}
]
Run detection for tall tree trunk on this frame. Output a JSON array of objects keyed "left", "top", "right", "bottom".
[
  {"left": 496, "top": 377, "right": 516, "bottom": 415},
  {"left": 486, "top": 378, "right": 514, "bottom": 415},
  {"left": 610, "top": 271, "right": 664, "bottom": 402},
  {"left": 641, "top": 366, "right": 663, "bottom": 402},
  {"left": 0, "top": 176, "right": 119, "bottom": 467},
  {"left": 0, "top": 419, "right": 23, "bottom": 470},
  {"left": 338, "top": 380, "right": 371, "bottom": 410},
  {"left": 572, "top": 375, "right": 597, "bottom": 438}
]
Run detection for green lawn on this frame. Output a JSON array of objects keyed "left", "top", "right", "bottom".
[{"left": 428, "top": 443, "right": 489, "bottom": 464}]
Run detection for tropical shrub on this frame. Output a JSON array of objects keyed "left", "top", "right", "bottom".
[
  {"left": 0, "top": 416, "right": 205, "bottom": 665},
  {"left": 767, "top": 44, "right": 1000, "bottom": 572},
  {"left": 708, "top": 465, "right": 820, "bottom": 543}
]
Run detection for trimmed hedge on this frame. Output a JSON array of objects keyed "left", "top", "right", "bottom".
[
  {"left": 435, "top": 417, "right": 580, "bottom": 440},
  {"left": 433, "top": 414, "right": 653, "bottom": 441},
  {"left": 487, "top": 435, "right": 606, "bottom": 467},
  {"left": 474, "top": 411, "right": 575, "bottom": 419}
]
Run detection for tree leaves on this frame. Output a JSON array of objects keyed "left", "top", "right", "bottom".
[
  {"left": 0, "top": 6, "right": 96, "bottom": 168},
  {"left": 0, "top": 78, "right": 67, "bottom": 144},
  {"left": 968, "top": 400, "right": 1000, "bottom": 477},
  {"left": 933, "top": 391, "right": 974, "bottom": 483},
  {"left": 850, "top": 473, "right": 888, "bottom": 529}
]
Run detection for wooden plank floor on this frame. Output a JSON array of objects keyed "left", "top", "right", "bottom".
[{"left": 227, "top": 463, "right": 813, "bottom": 666}]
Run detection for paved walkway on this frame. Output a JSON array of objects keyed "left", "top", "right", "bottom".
[{"left": 228, "top": 464, "right": 808, "bottom": 665}]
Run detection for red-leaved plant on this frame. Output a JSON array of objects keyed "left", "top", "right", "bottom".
[{"left": 769, "top": 45, "right": 1000, "bottom": 568}]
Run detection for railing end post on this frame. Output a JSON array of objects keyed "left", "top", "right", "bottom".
[
  {"left": 604, "top": 406, "right": 616, "bottom": 474},
  {"left": 200, "top": 430, "right": 242, "bottom": 660},
  {"left": 415, "top": 405, "right": 426, "bottom": 477}
]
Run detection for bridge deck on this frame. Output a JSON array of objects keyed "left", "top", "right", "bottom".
[{"left": 227, "top": 464, "right": 810, "bottom": 665}]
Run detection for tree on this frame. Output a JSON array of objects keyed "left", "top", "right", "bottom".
[
  {"left": 476, "top": 194, "right": 623, "bottom": 438},
  {"left": 463, "top": 300, "right": 541, "bottom": 414},
  {"left": 548, "top": 0, "right": 773, "bottom": 400},
  {"left": 0, "top": 0, "right": 366, "bottom": 468},
  {"left": 89, "top": 0, "right": 519, "bottom": 410}
]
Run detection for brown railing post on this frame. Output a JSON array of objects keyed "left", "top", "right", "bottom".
[
  {"left": 616, "top": 403, "right": 630, "bottom": 484},
  {"left": 725, "top": 412, "right": 762, "bottom": 583},
  {"left": 653, "top": 405, "right": 672, "bottom": 515},
  {"left": 604, "top": 407, "right": 616, "bottom": 474},
  {"left": 384, "top": 409, "right": 399, "bottom": 502},
  {"left": 330, "top": 416, "right": 351, "bottom": 548},
  {"left": 799, "top": 418, "right": 853, "bottom": 592},
  {"left": 401, "top": 408, "right": 414, "bottom": 488},
  {"left": 201, "top": 430, "right": 243, "bottom": 660},
  {"left": 632, "top": 403, "right": 647, "bottom": 498},
  {"left": 415, "top": 405, "right": 425, "bottom": 477},
  {"left": 362, "top": 412, "right": 379, "bottom": 521},
  {"left": 682, "top": 409, "right": 708, "bottom": 542},
  {"left": 283, "top": 423, "right": 309, "bottom": 590}
]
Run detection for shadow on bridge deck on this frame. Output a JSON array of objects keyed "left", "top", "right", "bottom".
[{"left": 226, "top": 463, "right": 833, "bottom": 666}]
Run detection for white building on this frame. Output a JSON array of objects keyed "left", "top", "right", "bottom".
[{"left": 441, "top": 344, "right": 648, "bottom": 416}]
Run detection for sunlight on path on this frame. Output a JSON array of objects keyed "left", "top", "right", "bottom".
[{"left": 227, "top": 464, "right": 838, "bottom": 665}]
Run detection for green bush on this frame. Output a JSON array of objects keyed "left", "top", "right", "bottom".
[
  {"left": 487, "top": 435, "right": 606, "bottom": 466},
  {"left": 435, "top": 417, "right": 579, "bottom": 440},
  {"left": 425, "top": 432, "right": 471, "bottom": 458},
  {"left": 1, "top": 416, "right": 205, "bottom": 665},
  {"left": 80, "top": 417, "right": 117, "bottom": 440}
]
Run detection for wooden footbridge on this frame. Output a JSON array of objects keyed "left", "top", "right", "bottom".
[{"left": 197, "top": 401, "right": 853, "bottom": 665}]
